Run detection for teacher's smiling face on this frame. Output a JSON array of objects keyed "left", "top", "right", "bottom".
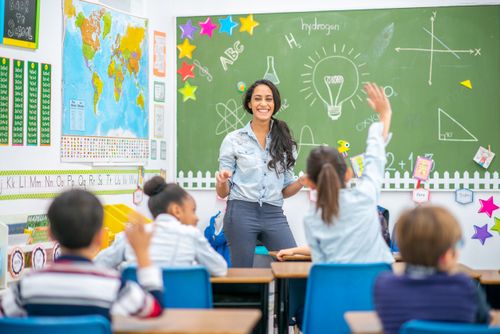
[{"left": 248, "top": 84, "right": 275, "bottom": 123}]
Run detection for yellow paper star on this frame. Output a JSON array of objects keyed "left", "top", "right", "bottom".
[
  {"left": 491, "top": 217, "right": 500, "bottom": 235},
  {"left": 177, "top": 39, "right": 196, "bottom": 59},
  {"left": 178, "top": 81, "right": 197, "bottom": 102},
  {"left": 239, "top": 14, "right": 259, "bottom": 35}
]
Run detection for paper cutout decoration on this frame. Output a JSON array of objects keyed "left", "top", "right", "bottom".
[
  {"left": 337, "top": 140, "right": 350, "bottom": 154},
  {"left": 473, "top": 146, "right": 495, "bottom": 169},
  {"left": 239, "top": 14, "right": 259, "bottom": 35},
  {"left": 455, "top": 188, "right": 474, "bottom": 205},
  {"left": 199, "top": 17, "right": 217, "bottom": 38},
  {"left": 478, "top": 196, "right": 499, "bottom": 218},
  {"left": 219, "top": 16, "right": 238, "bottom": 36},
  {"left": 179, "top": 20, "right": 197, "bottom": 40},
  {"left": 177, "top": 39, "right": 197, "bottom": 59},
  {"left": 350, "top": 154, "right": 365, "bottom": 178},
  {"left": 471, "top": 224, "right": 493, "bottom": 245},
  {"left": 237, "top": 81, "right": 246, "bottom": 92},
  {"left": 178, "top": 81, "right": 198, "bottom": 102},
  {"left": 31, "top": 245, "right": 47, "bottom": 271},
  {"left": 413, "top": 156, "right": 434, "bottom": 181},
  {"left": 491, "top": 217, "right": 500, "bottom": 236},
  {"left": 9, "top": 247, "right": 24, "bottom": 278},
  {"left": 460, "top": 80, "right": 472, "bottom": 89},
  {"left": 177, "top": 61, "right": 195, "bottom": 81},
  {"left": 412, "top": 188, "right": 430, "bottom": 204}
]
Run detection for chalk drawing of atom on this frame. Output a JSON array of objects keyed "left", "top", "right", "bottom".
[{"left": 215, "top": 99, "right": 247, "bottom": 135}]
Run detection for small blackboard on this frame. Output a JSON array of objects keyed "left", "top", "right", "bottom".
[{"left": 2, "top": 0, "right": 40, "bottom": 49}]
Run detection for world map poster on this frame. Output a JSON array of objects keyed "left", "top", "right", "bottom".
[{"left": 62, "top": 0, "right": 149, "bottom": 162}]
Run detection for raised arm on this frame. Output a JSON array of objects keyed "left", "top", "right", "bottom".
[{"left": 365, "top": 82, "right": 392, "bottom": 139}]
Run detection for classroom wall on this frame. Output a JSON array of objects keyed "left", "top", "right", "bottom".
[{"left": 0, "top": 0, "right": 499, "bottom": 268}]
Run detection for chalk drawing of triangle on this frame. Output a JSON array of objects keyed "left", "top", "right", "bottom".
[{"left": 438, "top": 108, "right": 478, "bottom": 142}]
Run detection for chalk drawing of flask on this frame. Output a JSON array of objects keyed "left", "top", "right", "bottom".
[{"left": 263, "top": 56, "right": 280, "bottom": 85}]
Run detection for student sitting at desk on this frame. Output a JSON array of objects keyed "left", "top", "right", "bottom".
[
  {"left": 374, "top": 206, "right": 491, "bottom": 334},
  {"left": 0, "top": 189, "right": 163, "bottom": 319},
  {"left": 95, "top": 176, "right": 228, "bottom": 276}
]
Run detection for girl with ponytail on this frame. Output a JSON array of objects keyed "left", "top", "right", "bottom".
[
  {"left": 277, "top": 82, "right": 394, "bottom": 264},
  {"left": 217, "top": 79, "right": 306, "bottom": 267}
]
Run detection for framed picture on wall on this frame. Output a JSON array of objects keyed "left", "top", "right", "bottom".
[{"left": 154, "top": 81, "right": 165, "bottom": 102}]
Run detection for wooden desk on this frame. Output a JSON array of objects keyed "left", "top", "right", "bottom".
[
  {"left": 113, "top": 308, "right": 261, "bottom": 334},
  {"left": 476, "top": 270, "right": 500, "bottom": 285},
  {"left": 211, "top": 268, "right": 274, "bottom": 334},
  {"left": 391, "top": 263, "right": 481, "bottom": 279},
  {"left": 345, "top": 310, "right": 500, "bottom": 334},
  {"left": 344, "top": 311, "right": 383, "bottom": 334},
  {"left": 271, "top": 262, "right": 312, "bottom": 334},
  {"left": 268, "top": 251, "right": 312, "bottom": 262}
]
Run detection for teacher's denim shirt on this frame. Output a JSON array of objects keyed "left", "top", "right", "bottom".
[{"left": 218, "top": 122, "right": 296, "bottom": 207}]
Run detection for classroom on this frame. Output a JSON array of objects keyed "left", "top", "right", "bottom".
[{"left": 0, "top": 0, "right": 499, "bottom": 333}]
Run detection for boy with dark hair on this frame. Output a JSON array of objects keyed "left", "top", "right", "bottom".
[
  {"left": 1, "top": 189, "right": 163, "bottom": 319},
  {"left": 374, "top": 205, "right": 490, "bottom": 334}
]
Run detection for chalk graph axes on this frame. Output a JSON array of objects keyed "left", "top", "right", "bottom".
[{"left": 395, "top": 12, "right": 481, "bottom": 85}]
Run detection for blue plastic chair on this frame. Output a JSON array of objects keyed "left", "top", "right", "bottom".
[
  {"left": 400, "top": 320, "right": 500, "bottom": 334},
  {"left": 0, "top": 315, "right": 111, "bottom": 334},
  {"left": 122, "top": 266, "right": 213, "bottom": 308},
  {"left": 302, "top": 263, "right": 391, "bottom": 334}
]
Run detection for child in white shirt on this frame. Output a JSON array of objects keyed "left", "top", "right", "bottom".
[{"left": 95, "top": 176, "right": 228, "bottom": 276}]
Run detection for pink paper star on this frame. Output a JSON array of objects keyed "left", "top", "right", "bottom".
[
  {"left": 199, "top": 17, "right": 217, "bottom": 38},
  {"left": 478, "top": 196, "right": 499, "bottom": 218}
]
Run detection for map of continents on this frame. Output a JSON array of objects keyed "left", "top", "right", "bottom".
[{"left": 63, "top": 0, "right": 148, "bottom": 139}]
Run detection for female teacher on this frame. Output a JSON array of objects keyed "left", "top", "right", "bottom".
[{"left": 216, "top": 79, "right": 305, "bottom": 267}]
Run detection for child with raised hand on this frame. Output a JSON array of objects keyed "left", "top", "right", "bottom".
[
  {"left": 301, "top": 82, "right": 393, "bottom": 264},
  {"left": 0, "top": 189, "right": 163, "bottom": 319},
  {"left": 95, "top": 176, "right": 228, "bottom": 276},
  {"left": 374, "top": 206, "right": 491, "bottom": 334}
]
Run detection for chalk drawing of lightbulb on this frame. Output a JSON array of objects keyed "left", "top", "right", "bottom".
[{"left": 301, "top": 45, "right": 369, "bottom": 121}]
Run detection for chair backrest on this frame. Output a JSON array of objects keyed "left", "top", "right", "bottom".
[
  {"left": 122, "top": 265, "right": 213, "bottom": 308},
  {"left": 0, "top": 315, "right": 111, "bottom": 334},
  {"left": 400, "top": 320, "right": 500, "bottom": 334},
  {"left": 302, "top": 262, "right": 391, "bottom": 334}
]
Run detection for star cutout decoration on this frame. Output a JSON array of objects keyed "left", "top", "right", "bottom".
[
  {"left": 178, "top": 81, "right": 197, "bottom": 102},
  {"left": 471, "top": 224, "right": 493, "bottom": 245},
  {"left": 219, "top": 15, "right": 238, "bottom": 36},
  {"left": 179, "top": 20, "right": 197, "bottom": 40},
  {"left": 199, "top": 17, "right": 217, "bottom": 38},
  {"left": 177, "top": 39, "right": 196, "bottom": 59},
  {"left": 478, "top": 196, "right": 499, "bottom": 218},
  {"left": 491, "top": 217, "right": 500, "bottom": 236},
  {"left": 239, "top": 14, "right": 259, "bottom": 35},
  {"left": 177, "top": 61, "right": 195, "bottom": 81}
]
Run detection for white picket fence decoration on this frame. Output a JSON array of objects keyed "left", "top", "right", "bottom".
[{"left": 177, "top": 170, "right": 500, "bottom": 192}]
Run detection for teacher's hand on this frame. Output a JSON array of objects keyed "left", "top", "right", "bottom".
[{"left": 216, "top": 170, "right": 232, "bottom": 184}]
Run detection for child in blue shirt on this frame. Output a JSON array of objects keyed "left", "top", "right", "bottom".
[
  {"left": 374, "top": 206, "right": 491, "bottom": 334},
  {"left": 301, "top": 82, "right": 393, "bottom": 264}
]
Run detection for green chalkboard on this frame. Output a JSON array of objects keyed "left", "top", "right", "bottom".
[{"left": 176, "top": 5, "right": 500, "bottom": 179}]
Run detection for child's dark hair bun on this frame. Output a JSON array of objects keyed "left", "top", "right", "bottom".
[{"left": 144, "top": 176, "right": 167, "bottom": 196}]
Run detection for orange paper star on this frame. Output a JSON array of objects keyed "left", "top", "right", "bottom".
[
  {"left": 239, "top": 14, "right": 259, "bottom": 35},
  {"left": 177, "top": 39, "right": 196, "bottom": 59}
]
